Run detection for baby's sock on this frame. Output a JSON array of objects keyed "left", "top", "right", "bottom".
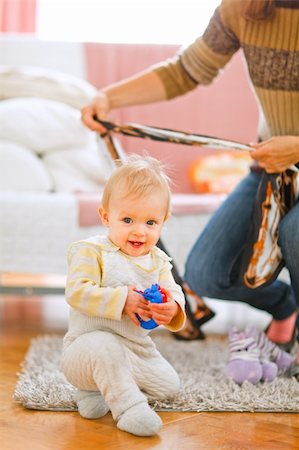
[
  {"left": 76, "top": 390, "right": 109, "bottom": 419},
  {"left": 266, "top": 312, "right": 297, "bottom": 344},
  {"left": 117, "top": 402, "right": 162, "bottom": 437}
]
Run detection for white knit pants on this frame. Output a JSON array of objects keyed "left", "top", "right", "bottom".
[{"left": 61, "top": 331, "right": 180, "bottom": 419}]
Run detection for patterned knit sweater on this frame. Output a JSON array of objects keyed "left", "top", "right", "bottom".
[
  {"left": 153, "top": 0, "right": 299, "bottom": 139},
  {"left": 63, "top": 235, "right": 186, "bottom": 349}
]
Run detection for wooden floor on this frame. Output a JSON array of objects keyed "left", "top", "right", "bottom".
[{"left": 1, "top": 280, "right": 299, "bottom": 450}]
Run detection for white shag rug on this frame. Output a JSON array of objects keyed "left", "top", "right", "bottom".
[{"left": 14, "top": 334, "right": 299, "bottom": 412}]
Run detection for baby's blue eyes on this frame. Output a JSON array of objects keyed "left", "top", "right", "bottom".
[{"left": 122, "top": 218, "right": 156, "bottom": 226}]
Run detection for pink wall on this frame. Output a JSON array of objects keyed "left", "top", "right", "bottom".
[
  {"left": 0, "top": 0, "right": 36, "bottom": 32},
  {"left": 85, "top": 43, "right": 259, "bottom": 193}
]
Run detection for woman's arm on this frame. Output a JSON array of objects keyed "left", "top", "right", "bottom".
[
  {"left": 81, "top": 70, "right": 167, "bottom": 132},
  {"left": 81, "top": 1, "right": 241, "bottom": 134}
]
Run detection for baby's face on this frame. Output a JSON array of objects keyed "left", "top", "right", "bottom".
[{"left": 100, "top": 191, "right": 168, "bottom": 257}]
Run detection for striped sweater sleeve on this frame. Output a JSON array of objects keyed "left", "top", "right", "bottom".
[
  {"left": 65, "top": 243, "right": 128, "bottom": 320},
  {"left": 153, "top": 0, "right": 299, "bottom": 138},
  {"left": 152, "top": 0, "right": 241, "bottom": 99},
  {"left": 159, "top": 260, "right": 186, "bottom": 332}
]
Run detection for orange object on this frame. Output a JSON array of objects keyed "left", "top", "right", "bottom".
[{"left": 188, "top": 151, "right": 252, "bottom": 194}]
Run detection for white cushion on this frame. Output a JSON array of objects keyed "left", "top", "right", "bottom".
[
  {"left": 0, "top": 98, "right": 95, "bottom": 154},
  {"left": 43, "top": 143, "right": 112, "bottom": 192},
  {"left": 0, "top": 65, "right": 97, "bottom": 109},
  {"left": 0, "top": 141, "right": 52, "bottom": 191}
]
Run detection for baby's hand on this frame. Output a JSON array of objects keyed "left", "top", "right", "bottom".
[
  {"left": 149, "top": 298, "right": 179, "bottom": 326},
  {"left": 123, "top": 285, "right": 152, "bottom": 326}
]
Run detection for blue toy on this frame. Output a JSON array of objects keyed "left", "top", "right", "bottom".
[{"left": 136, "top": 283, "right": 167, "bottom": 329}]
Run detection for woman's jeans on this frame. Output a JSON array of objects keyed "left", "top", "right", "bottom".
[{"left": 185, "top": 171, "right": 298, "bottom": 325}]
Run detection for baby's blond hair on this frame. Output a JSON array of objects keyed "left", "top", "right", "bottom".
[{"left": 101, "top": 154, "right": 171, "bottom": 219}]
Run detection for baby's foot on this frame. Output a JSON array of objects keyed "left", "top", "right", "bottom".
[
  {"left": 117, "top": 402, "right": 162, "bottom": 436},
  {"left": 76, "top": 390, "right": 109, "bottom": 419}
]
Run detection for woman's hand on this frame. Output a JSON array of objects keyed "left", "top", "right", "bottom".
[
  {"left": 81, "top": 91, "right": 110, "bottom": 133},
  {"left": 250, "top": 136, "right": 299, "bottom": 173},
  {"left": 81, "top": 71, "right": 166, "bottom": 134}
]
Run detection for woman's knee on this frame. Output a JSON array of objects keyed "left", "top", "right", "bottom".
[
  {"left": 185, "top": 252, "right": 228, "bottom": 298},
  {"left": 185, "top": 246, "right": 213, "bottom": 293},
  {"left": 279, "top": 211, "right": 299, "bottom": 256}
]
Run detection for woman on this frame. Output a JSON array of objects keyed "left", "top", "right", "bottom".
[{"left": 81, "top": 0, "right": 299, "bottom": 365}]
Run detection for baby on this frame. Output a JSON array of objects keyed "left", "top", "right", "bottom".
[{"left": 61, "top": 154, "right": 186, "bottom": 437}]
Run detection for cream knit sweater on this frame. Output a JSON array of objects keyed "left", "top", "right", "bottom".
[{"left": 63, "top": 235, "right": 186, "bottom": 349}]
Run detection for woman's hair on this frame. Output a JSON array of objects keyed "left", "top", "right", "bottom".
[
  {"left": 101, "top": 154, "right": 172, "bottom": 219},
  {"left": 242, "top": 0, "right": 275, "bottom": 21}
]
